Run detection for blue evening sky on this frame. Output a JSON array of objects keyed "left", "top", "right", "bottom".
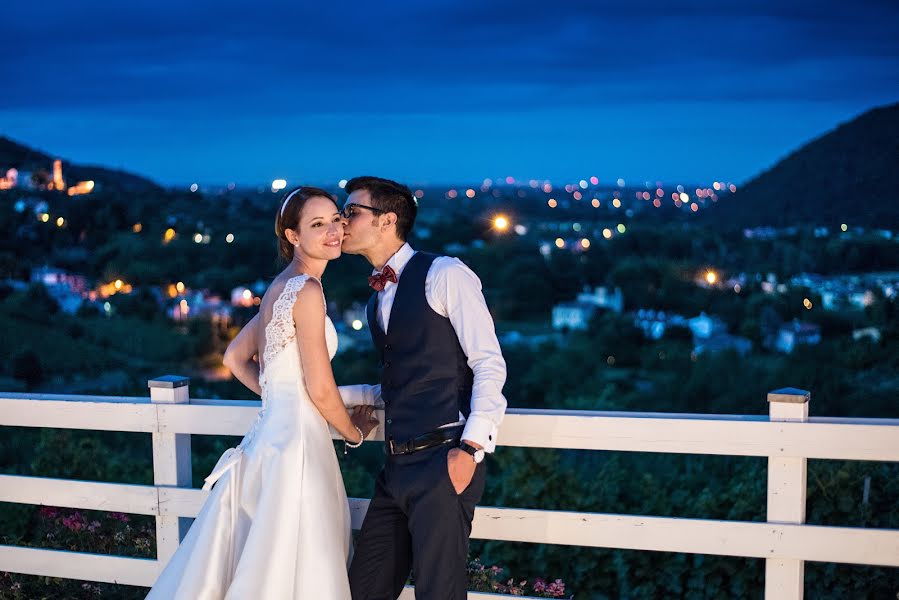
[{"left": 3, "top": 0, "right": 898, "bottom": 187}]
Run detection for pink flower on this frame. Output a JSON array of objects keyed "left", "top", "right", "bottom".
[
  {"left": 62, "top": 512, "right": 86, "bottom": 531},
  {"left": 108, "top": 512, "right": 130, "bottom": 522},
  {"left": 533, "top": 578, "right": 547, "bottom": 592},
  {"left": 39, "top": 506, "right": 59, "bottom": 519},
  {"left": 546, "top": 579, "right": 566, "bottom": 598}
]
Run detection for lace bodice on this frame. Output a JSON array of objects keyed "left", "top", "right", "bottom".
[
  {"left": 261, "top": 274, "right": 337, "bottom": 381},
  {"left": 263, "top": 275, "right": 312, "bottom": 369}
]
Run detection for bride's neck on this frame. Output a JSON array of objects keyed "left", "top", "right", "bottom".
[{"left": 287, "top": 255, "right": 326, "bottom": 279}]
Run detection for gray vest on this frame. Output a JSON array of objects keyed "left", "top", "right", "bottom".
[{"left": 367, "top": 252, "right": 474, "bottom": 443}]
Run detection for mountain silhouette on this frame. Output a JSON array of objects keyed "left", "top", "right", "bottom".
[
  {"left": 0, "top": 136, "right": 162, "bottom": 193},
  {"left": 713, "top": 102, "right": 899, "bottom": 228}
]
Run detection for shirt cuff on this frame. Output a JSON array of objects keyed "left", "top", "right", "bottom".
[
  {"left": 337, "top": 384, "right": 382, "bottom": 408},
  {"left": 461, "top": 414, "right": 499, "bottom": 453}
]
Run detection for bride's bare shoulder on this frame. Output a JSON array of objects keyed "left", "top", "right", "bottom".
[
  {"left": 258, "top": 274, "right": 322, "bottom": 315},
  {"left": 293, "top": 277, "right": 324, "bottom": 308},
  {"left": 261, "top": 274, "right": 299, "bottom": 302}
]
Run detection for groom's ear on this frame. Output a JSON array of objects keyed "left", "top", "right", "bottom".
[{"left": 380, "top": 212, "right": 397, "bottom": 231}]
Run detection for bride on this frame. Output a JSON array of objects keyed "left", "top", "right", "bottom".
[{"left": 147, "top": 186, "right": 380, "bottom": 599}]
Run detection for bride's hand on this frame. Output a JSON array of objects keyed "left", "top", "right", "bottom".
[{"left": 350, "top": 406, "right": 379, "bottom": 441}]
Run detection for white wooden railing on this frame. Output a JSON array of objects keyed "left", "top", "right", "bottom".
[{"left": 1, "top": 377, "right": 898, "bottom": 599}]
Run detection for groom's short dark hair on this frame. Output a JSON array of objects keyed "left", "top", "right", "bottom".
[{"left": 345, "top": 176, "right": 417, "bottom": 241}]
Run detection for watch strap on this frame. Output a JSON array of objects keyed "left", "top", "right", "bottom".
[
  {"left": 458, "top": 441, "right": 474, "bottom": 454},
  {"left": 459, "top": 441, "right": 484, "bottom": 461}
]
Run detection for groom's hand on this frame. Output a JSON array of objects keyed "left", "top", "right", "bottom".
[
  {"left": 447, "top": 446, "right": 477, "bottom": 495},
  {"left": 351, "top": 406, "right": 380, "bottom": 439}
]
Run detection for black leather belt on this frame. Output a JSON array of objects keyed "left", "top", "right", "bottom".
[{"left": 387, "top": 425, "right": 464, "bottom": 456}]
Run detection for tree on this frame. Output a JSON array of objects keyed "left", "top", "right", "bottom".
[
  {"left": 110, "top": 287, "right": 160, "bottom": 321},
  {"left": 7, "top": 284, "right": 61, "bottom": 318},
  {"left": 12, "top": 349, "right": 44, "bottom": 388}
]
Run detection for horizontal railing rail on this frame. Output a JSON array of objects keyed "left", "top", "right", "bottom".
[
  {"left": 1, "top": 382, "right": 898, "bottom": 599},
  {"left": 3, "top": 393, "right": 898, "bottom": 461}
]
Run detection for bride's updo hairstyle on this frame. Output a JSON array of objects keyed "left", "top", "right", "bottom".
[{"left": 275, "top": 186, "right": 338, "bottom": 262}]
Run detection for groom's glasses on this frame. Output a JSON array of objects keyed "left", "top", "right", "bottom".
[{"left": 340, "top": 203, "right": 388, "bottom": 220}]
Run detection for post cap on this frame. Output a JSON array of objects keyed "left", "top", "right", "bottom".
[
  {"left": 148, "top": 375, "right": 191, "bottom": 389},
  {"left": 767, "top": 387, "right": 810, "bottom": 404}
]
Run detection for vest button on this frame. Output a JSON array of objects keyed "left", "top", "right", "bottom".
[
  {"left": 384, "top": 344, "right": 392, "bottom": 351},
  {"left": 386, "top": 419, "right": 392, "bottom": 425}
]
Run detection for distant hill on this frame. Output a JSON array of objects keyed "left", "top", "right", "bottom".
[
  {"left": 712, "top": 102, "right": 899, "bottom": 228},
  {"left": 0, "top": 136, "right": 162, "bottom": 193}
]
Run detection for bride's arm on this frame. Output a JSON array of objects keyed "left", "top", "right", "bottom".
[
  {"left": 223, "top": 314, "right": 263, "bottom": 396},
  {"left": 293, "top": 280, "right": 376, "bottom": 443}
]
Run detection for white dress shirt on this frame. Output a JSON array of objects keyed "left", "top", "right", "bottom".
[
  {"left": 337, "top": 383, "right": 381, "bottom": 408},
  {"left": 366, "top": 243, "right": 507, "bottom": 453}
]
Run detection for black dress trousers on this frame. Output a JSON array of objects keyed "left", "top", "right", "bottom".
[{"left": 349, "top": 444, "right": 487, "bottom": 600}]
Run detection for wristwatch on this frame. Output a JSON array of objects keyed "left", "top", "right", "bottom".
[{"left": 459, "top": 441, "right": 485, "bottom": 464}]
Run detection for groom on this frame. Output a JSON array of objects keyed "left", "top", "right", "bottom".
[{"left": 340, "top": 176, "right": 507, "bottom": 600}]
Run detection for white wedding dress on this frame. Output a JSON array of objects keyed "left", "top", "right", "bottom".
[{"left": 147, "top": 275, "right": 352, "bottom": 599}]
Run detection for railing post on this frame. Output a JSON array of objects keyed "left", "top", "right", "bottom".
[
  {"left": 149, "top": 375, "right": 192, "bottom": 567},
  {"left": 765, "top": 387, "right": 810, "bottom": 600}
]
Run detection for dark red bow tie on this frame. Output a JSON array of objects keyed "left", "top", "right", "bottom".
[{"left": 368, "top": 265, "right": 398, "bottom": 292}]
